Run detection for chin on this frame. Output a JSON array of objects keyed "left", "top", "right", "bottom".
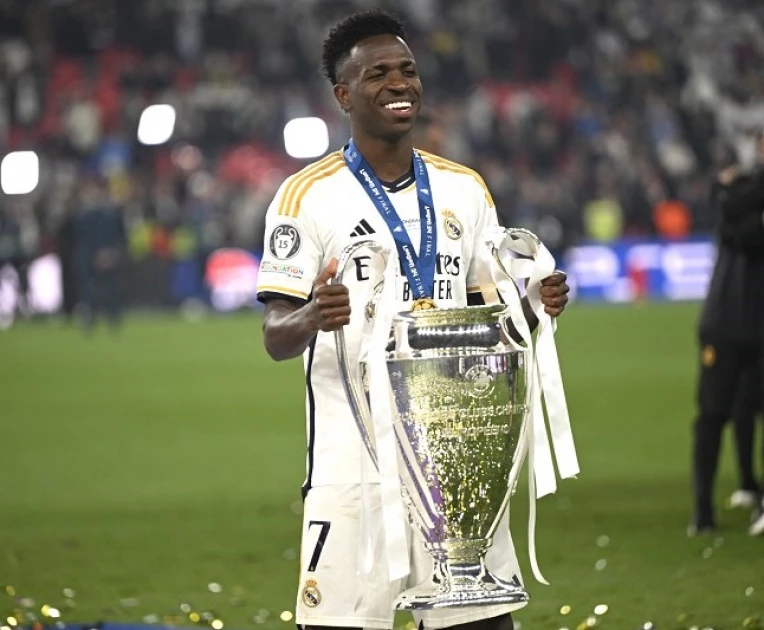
[{"left": 379, "top": 120, "right": 417, "bottom": 142}]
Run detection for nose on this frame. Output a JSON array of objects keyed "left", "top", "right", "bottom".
[{"left": 385, "top": 71, "right": 409, "bottom": 92}]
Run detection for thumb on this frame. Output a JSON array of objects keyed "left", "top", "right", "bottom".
[{"left": 314, "top": 257, "right": 339, "bottom": 286}]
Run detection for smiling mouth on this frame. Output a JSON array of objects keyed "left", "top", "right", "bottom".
[{"left": 382, "top": 100, "right": 415, "bottom": 116}]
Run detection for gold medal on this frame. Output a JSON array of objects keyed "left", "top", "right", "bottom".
[{"left": 411, "top": 297, "right": 438, "bottom": 311}]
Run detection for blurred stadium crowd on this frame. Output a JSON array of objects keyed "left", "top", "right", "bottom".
[{"left": 1, "top": 0, "right": 764, "bottom": 303}]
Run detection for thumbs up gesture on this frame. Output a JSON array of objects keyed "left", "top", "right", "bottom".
[{"left": 310, "top": 258, "right": 351, "bottom": 332}]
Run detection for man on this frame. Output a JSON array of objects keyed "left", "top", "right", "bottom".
[
  {"left": 74, "top": 175, "right": 126, "bottom": 330},
  {"left": 256, "top": 11, "right": 570, "bottom": 630},
  {"left": 690, "top": 131, "right": 764, "bottom": 537}
]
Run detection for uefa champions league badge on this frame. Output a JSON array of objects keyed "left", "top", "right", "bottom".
[
  {"left": 269, "top": 224, "right": 302, "bottom": 260},
  {"left": 442, "top": 210, "right": 463, "bottom": 240},
  {"left": 301, "top": 579, "right": 322, "bottom": 607}
]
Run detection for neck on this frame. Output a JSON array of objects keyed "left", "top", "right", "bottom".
[{"left": 350, "top": 132, "right": 414, "bottom": 182}]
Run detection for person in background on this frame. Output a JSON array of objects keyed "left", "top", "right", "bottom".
[
  {"left": 690, "top": 131, "right": 764, "bottom": 537},
  {"left": 56, "top": 201, "right": 79, "bottom": 323},
  {"left": 74, "top": 174, "right": 127, "bottom": 331}
]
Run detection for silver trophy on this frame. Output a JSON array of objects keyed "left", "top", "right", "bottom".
[{"left": 334, "top": 240, "right": 531, "bottom": 610}]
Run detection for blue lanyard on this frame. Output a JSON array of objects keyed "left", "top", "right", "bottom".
[{"left": 343, "top": 139, "right": 437, "bottom": 300}]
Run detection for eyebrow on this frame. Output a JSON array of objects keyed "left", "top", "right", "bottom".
[{"left": 365, "top": 59, "right": 416, "bottom": 73}]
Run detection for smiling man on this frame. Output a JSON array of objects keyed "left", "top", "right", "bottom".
[{"left": 256, "top": 10, "right": 570, "bottom": 630}]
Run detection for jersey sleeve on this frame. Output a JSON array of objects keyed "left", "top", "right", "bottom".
[
  {"left": 466, "top": 178, "right": 500, "bottom": 295},
  {"left": 257, "top": 178, "right": 322, "bottom": 304}
]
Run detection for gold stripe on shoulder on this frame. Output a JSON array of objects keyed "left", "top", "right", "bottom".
[
  {"left": 419, "top": 150, "right": 489, "bottom": 187},
  {"left": 417, "top": 149, "right": 485, "bottom": 180},
  {"left": 289, "top": 160, "right": 347, "bottom": 218},
  {"left": 418, "top": 150, "right": 495, "bottom": 207},
  {"left": 278, "top": 152, "right": 343, "bottom": 216},
  {"left": 277, "top": 157, "right": 329, "bottom": 216},
  {"left": 278, "top": 152, "right": 342, "bottom": 216}
]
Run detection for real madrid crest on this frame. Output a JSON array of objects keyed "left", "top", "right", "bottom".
[
  {"left": 701, "top": 345, "right": 716, "bottom": 368},
  {"left": 442, "top": 209, "right": 463, "bottom": 240},
  {"left": 301, "top": 579, "right": 322, "bottom": 608}
]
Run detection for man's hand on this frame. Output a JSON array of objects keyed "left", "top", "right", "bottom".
[
  {"left": 540, "top": 271, "right": 570, "bottom": 317},
  {"left": 310, "top": 258, "right": 351, "bottom": 332}
]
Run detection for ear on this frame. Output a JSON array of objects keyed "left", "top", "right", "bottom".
[{"left": 333, "top": 83, "right": 351, "bottom": 114}]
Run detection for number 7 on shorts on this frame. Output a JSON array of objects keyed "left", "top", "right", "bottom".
[{"left": 307, "top": 520, "right": 331, "bottom": 572}]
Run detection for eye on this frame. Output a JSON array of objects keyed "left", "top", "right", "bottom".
[{"left": 404, "top": 69, "right": 418, "bottom": 77}]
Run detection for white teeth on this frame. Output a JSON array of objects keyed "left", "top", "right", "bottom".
[{"left": 384, "top": 102, "right": 412, "bottom": 110}]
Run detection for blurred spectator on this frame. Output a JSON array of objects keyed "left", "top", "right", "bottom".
[
  {"left": 56, "top": 202, "right": 78, "bottom": 321},
  {"left": 74, "top": 175, "right": 126, "bottom": 329},
  {"left": 0, "top": 0, "right": 761, "bottom": 284}
]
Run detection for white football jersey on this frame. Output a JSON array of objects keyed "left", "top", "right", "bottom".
[{"left": 257, "top": 149, "right": 499, "bottom": 491}]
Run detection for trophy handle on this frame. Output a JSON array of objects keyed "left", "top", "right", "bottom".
[
  {"left": 488, "top": 244, "right": 530, "bottom": 351},
  {"left": 332, "top": 240, "right": 391, "bottom": 470}
]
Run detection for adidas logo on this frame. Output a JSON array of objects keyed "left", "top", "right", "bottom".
[{"left": 350, "top": 219, "right": 376, "bottom": 237}]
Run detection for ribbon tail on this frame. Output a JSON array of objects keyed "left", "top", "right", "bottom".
[
  {"left": 367, "top": 257, "right": 410, "bottom": 582},
  {"left": 527, "top": 426, "right": 549, "bottom": 585},
  {"left": 536, "top": 320, "right": 580, "bottom": 480},
  {"left": 530, "top": 348, "right": 557, "bottom": 498}
]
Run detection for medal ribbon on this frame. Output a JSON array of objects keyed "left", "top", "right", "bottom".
[{"left": 344, "top": 140, "right": 437, "bottom": 300}]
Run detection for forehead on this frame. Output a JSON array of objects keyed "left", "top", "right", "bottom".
[{"left": 346, "top": 34, "right": 414, "bottom": 70}]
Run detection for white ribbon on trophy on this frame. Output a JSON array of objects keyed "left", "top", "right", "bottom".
[
  {"left": 481, "top": 225, "right": 579, "bottom": 584},
  {"left": 346, "top": 249, "right": 412, "bottom": 584},
  {"left": 365, "top": 254, "right": 413, "bottom": 581}
]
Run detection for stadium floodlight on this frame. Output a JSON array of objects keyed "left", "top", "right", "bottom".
[
  {"left": 1, "top": 151, "right": 39, "bottom": 195},
  {"left": 283, "top": 117, "right": 329, "bottom": 159},
  {"left": 137, "top": 104, "right": 177, "bottom": 146}
]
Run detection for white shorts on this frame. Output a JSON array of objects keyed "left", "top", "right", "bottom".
[{"left": 295, "top": 485, "right": 527, "bottom": 630}]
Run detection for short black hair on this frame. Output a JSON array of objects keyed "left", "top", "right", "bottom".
[{"left": 321, "top": 9, "right": 408, "bottom": 85}]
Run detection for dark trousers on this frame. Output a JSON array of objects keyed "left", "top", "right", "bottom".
[
  {"left": 693, "top": 335, "right": 762, "bottom": 525},
  {"left": 61, "top": 261, "right": 78, "bottom": 320},
  {"left": 78, "top": 269, "right": 122, "bottom": 328}
]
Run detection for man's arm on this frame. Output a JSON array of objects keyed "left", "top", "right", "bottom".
[
  {"left": 262, "top": 258, "right": 350, "bottom": 361},
  {"left": 262, "top": 299, "right": 319, "bottom": 361}
]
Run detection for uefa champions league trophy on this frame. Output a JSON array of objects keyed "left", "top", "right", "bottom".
[{"left": 333, "top": 235, "right": 536, "bottom": 610}]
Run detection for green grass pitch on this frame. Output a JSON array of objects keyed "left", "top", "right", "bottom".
[{"left": 0, "top": 303, "right": 762, "bottom": 630}]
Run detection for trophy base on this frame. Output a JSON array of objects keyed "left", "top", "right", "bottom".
[{"left": 394, "top": 566, "right": 530, "bottom": 611}]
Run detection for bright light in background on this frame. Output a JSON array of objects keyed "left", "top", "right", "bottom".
[
  {"left": 28, "top": 254, "right": 63, "bottom": 314},
  {"left": 137, "top": 104, "right": 177, "bottom": 145},
  {"left": 283, "top": 117, "right": 329, "bottom": 159},
  {"left": 1, "top": 151, "right": 39, "bottom": 195}
]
